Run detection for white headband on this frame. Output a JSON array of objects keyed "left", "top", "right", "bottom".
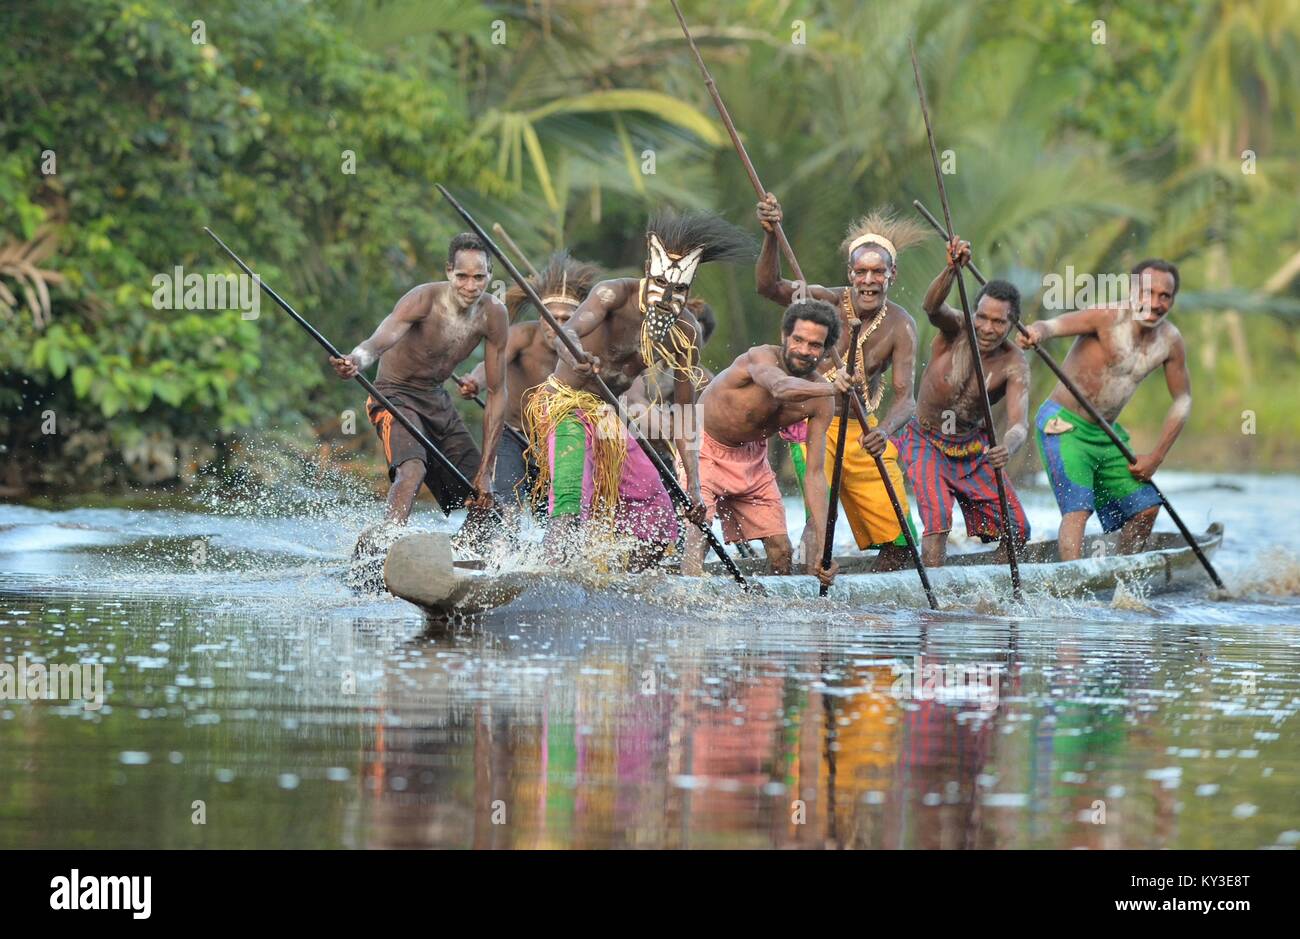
[{"left": 847, "top": 233, "right": 897, "bottom": 262}]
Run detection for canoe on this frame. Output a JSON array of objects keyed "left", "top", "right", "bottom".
[{"left": 382, "top": 523, "right": 1224, "bottom": 618}]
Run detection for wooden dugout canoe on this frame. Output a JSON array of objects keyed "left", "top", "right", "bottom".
[{"left": 382, "top": 523, "right": 1224, "bottom": 618}]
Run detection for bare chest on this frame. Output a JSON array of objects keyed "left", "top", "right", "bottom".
[
  {"left": 515, "top": 335, "right": 558, "bottom": 386},
  {"left": 1096, "top": 322, "right": 1170, "bottom": 384},
  {"left": 394, "top": 300, "right": 484, "bottom": 375},
  {"left": 601, "top": 301, "right": 657, "bottom": 384}
]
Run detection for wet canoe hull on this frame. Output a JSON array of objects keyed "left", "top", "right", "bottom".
[{"left": 383, "top": 524, "right": 1224, "bottom": 617}]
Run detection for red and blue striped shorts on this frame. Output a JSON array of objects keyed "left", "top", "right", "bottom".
[{"left": 893, "top": 418, "right": 1029, "bottom": 542}]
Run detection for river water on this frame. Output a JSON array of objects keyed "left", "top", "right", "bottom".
[{"left": 1, "top": 470, "right": 1298, "bottom": 849}]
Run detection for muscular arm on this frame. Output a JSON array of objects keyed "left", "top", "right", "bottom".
[
  {"left": 475, "top": 299, "right": 510, "bottom": 493},
  {"left": 801, "top": 396, "right": 834, "bottom": 574},
  {"left": 1030, "top": 305, "right": 1116, "bottom": 342},
  {"left": 1151, "top": 332, "right": 1192, "bottom": 464},
  {"left": 756, "top": 228, "right": 801, "bottom": 306},
  {"left": 921, "top": 264, "right": 965, "bottom": 338},
  {"left": 555, "top": 279, "right": 629, "bottom": 364},
  {"left": 749, "top": 356, "right": 838, "bottom": 404},
  {"left": 1000, "top": 355, "right": 1031, "bottom": 456},
  {"left": 348, "top": 284, "right": 432, "bottom": 368}
]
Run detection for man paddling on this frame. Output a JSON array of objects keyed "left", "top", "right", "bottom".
[
  {"left": 683, "top": 299, "right": 854, "bottom": 585},
  {"left": 1018, "top": 259, "right": 1190, "bottom": 560},
  {"left": 330, "top": 233, "right": 508, "bottom": 547},
  {"left": 896, "top": 238, "right": 1031, "bottom": 566},
  {"left": 622, "top": 297, "right": 717, "bottom": 466},
  {"left": 526, "top": 211, "right": 753, "bottom": 565},
  {"left": 756, "top": 194, "right": 925, "bottom": 571},
  {"left": 457, "top": 252, "right": 601, "bottom": 512}
]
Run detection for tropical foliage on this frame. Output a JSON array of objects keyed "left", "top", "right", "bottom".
[{"left": 1, "top": 0, "right": 1297, "bottom": 496}]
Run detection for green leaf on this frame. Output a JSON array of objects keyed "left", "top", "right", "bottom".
[
  {"left": 48, "top": 345, "right": 68, "bottom": 379},
  {"left": 526, "top": 91, "right": 727, "bottom": 147},
  {"left": 520, "top": 120, "right": 559, "bottom": 213},
  {"left": 154, "top": 380, "right": 184, "bottom": 407},
  {"left": 100, "top": 388, "right": 123, "bottom": 418},
  {"left": 72, "top": 365, "right": 94, "bottom": 397}
]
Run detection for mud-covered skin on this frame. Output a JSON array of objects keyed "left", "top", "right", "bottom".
[
  {"left": 1018, "top": 268, "right": 1189, "bottom": 559},
  {"left": 1018, "top": 268, "right": 1190, "bottom": 480},
  {"left": 329, "top": 248, "right": 508, "bottom": 518}
]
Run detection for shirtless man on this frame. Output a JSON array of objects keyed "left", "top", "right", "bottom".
[
  {"left": 756, "top": 194, "right": 925, "bottom": 571},
  {"left": 528, "top": 211, "right": 753, "bottom": 563},
  {"left": 330, "top": 232, "right": 507, "bottom": 546},
  {"left": 684, "top": 299, "right": 855, "bottom": 584},
  {"left": 894, "top": 238, "right": 1031, "bottom": 566},
  {"left": 1018, "top": 259, "right": 1189, "bottom": 560},
  {"left": 457, "top": 252, "right": 600, "bottom": 511}
]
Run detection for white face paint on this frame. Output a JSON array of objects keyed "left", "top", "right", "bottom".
[{"left": 644, "top": 232, "right": 704, "bottom": 317}]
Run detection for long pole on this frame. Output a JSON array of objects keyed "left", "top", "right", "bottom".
[
  {"left": 667, "top": 0, "right": 802, "bottom": 281},
  {"left": 910, "top": 41, "right": 1023, "bottom": 600},
  {"left": 830, "top": 347, "right": 939, "bottom": 609},
  {"left": 492, "top": 223, "right": 540, "bottom": 280},
  {"left": 670, "top": 0, "right": 936, "bottom": 606},
  {"left": 204, "top": 227, "right": 501, "bottom": 523},
  {"left": 820, "top": 322, "right": 861, "bottom": 597},
  {"left": 911, "top": 199, "right": 1225, "bottom": 588},
  {"left": 436, "top": 185, "right": 752, "bottom": 590}
]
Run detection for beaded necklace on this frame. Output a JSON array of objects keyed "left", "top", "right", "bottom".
[{"left": 826, "top": 288, "right": 888, "bottom": 412}]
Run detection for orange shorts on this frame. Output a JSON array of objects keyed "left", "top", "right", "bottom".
[{"left": 698, "top": 431, "right": 789, "bottom": 544}]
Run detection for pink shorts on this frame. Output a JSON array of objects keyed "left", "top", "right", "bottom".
[{"left": 698, "top": 431, "right": 789, "bottom": 543}]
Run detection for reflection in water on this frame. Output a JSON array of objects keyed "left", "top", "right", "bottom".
[
  {"left": 1, "top": 478, "right": 1299, "bottom": 850},
  {"left": 328, "top": 612, "right": 1296, "bottom": 850}
]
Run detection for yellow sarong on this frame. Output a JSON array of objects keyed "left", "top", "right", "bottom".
[{"left": 823, "top": 413, "right": 912, "bottom": 549}]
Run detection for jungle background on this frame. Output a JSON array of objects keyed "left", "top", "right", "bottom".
[{"left": 3, "top": 0, "right": 1298, "bottom": 502}]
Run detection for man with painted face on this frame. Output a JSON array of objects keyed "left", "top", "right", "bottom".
[
  {"left": 895, "top": 238, "right": 1031, "bottom": 566},
  {"left": 683, "top": 299, "right": 858, "bottom": 584},
  {"left": 756, "top": 194, "right": 925, "bottom": 572},
  {"left": 330, "top": 232, "right": 508, "bottom": 549},
  {"left": 1018, "top": 259, "right": 1190, "bottom": 560},
  {"left": 458, "top": 252, "right": 601, "bottom": 512},
  {"left": 526, "top": 210, "right": 754, "bottom": 564}
]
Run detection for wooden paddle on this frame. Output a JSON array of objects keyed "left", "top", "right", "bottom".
[
  {"left": 910, "top": 199, "right": 1226, "bottom": 589},
  {"left": 670, "top": 0, "right": 937, "bottom": 607},
  {"left": 821, "top": 321, "right": 861, "bottom": 597},
  {"left": 204, "top": 227, "right": 503, "bottom": 525},
  {"left": 436, "top": 185, "right": 753, "bottom": 590},
  {"left": 829, "top": 346, "right": 939, "bottom": 609},
  {"left": 910, "top": 41, "right": 1023, "bottom": 601}
]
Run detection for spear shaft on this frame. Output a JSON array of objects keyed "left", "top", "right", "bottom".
[
  {"left": 909, "top": 40, "right": 1022, "bottom": 600},
  {"left": 912, "top": 198, "right": 1223, "bottom": 588}
]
